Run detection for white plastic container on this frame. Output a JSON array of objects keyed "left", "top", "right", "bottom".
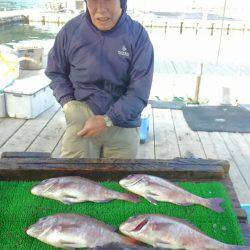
[
  {"left": 4, "top": 74, "right": 55, "bottom": 119},
  {"left": 0, "top": 93, "right": 6, "bottom": 117}
]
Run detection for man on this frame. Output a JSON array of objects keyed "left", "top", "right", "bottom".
[{"left": 45, "top": 0, "right": 154, "bottom": 159}]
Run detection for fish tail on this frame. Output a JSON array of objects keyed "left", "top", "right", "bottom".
[
  {"left": 206, "top": 198, "right": 224, "bottom": 213},
  {"left": 120, "top": 193, "right": 140, "bottom": 203},
  {"left": 121, "top": 235, "right": 138, "bottom": 246}
]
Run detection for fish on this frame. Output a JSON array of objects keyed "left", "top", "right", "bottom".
[
  {"left": 119, "top": 214, "right": 249, "bottom": 250},
  {"left": 26, "top": 213, "right": 136, "bottom": 249},
  {"left": 31, "top": 176, "right": 139, "bottom": 204},
  {"left": 119, "top": 174, "right": 224, "bottom": 212}
]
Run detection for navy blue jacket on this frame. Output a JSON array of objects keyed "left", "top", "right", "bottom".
[{"left": 45, "top": 4, "right": 154, "bottom": 128}]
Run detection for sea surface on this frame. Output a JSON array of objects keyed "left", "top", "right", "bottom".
[
  {"left": 0, "top": 23, "right": 58, "bottom": 44},
  {"left": 0, "top": 1, "right": 62, "bottom": 44},
  {"left": 0, "top": 0, "right": 46, "bottom": 10}
]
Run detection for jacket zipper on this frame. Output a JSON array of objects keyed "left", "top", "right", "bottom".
[{"left": 100, "top": 35, "right": 105, "bottom": 79}]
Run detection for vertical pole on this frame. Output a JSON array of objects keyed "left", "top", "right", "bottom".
[
  {"left": 216, "top": 0, "right": 227, "bottom": 65},
  {"left": 194, "top": 63, "right": 203, "bottom": 104},
  {"left": 211, "top": 23, "right": 214, "bottom": 36},
  {"left": 165, "top": 21, "right": 167, "bottom": 34},
  {"left": 227, "top": 23, "right": 230, "bottom": 35},
  {"left": 42, "top": 16, "right": 45, "bottom": 25},
  {"left": 180, "top": 21, "right": 183, "bottom": 34},
  {"left": 196, "top": 22, "right": 199, "bottom": 35}
]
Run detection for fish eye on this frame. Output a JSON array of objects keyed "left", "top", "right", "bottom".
[{"left": 41, "top": 179, "right": 50, "bottom": 184}]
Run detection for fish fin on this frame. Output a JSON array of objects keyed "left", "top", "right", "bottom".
[
  {"left": 146, "top": 191, "right": 160, "bottom": 197},
  {"left": 112, "top": 191, "right": 139, "bottom": 203},
  {"left": 122, "top": 236, "right": 138, "bottom": 246},
  {"left": 103, "top": 224, "right": 116, "bottom": 232},
  {"left": 155, "top": 241, "right": 175, "bottom": 249},
  {"left": 206, "top": 198, "right": 224, "bottom": 213},
  {"left": 145, "top": 191, "right": 159, "bottom": 205},
  {"left": 60, "top": 240, "right": 79, "bottom": 248},
  {"left": 124, "top": 193, "right": 140, "bottom": 203},
  {"left": 145, "top": 195, "right": 158, "bottom": 205},
  {"left": 63, "top": 195, "right": 78, "bottom": 199},
  {"left": 61, "top": 195, "right": 78, "bottom": 204},
  {"left": 175, "top": 202, "right": 192, "bottom": 206}
]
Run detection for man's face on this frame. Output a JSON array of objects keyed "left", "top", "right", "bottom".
[{"left": 86, "top": 0, "right": 122, "bottom": 31}]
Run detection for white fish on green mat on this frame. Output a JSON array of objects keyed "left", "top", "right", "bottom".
[
  {"left": 119, "top": 174, "right": 224, "bottom": 212},
  {"left": 120, "top": 214, "right": 249, "bottom": 250},
  {"left": 31, "top": 176, "right": 139, "bottom": 204},
  {"left": 26, "top": 213, "right": 136, "bottom": 249}
]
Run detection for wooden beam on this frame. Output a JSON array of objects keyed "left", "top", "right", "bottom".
[
  {"left": 1, "top": 151, "right": 51, "bottom": 159},
  {"left": 0, "top": 157, "right": 229, "bottom": 181}
]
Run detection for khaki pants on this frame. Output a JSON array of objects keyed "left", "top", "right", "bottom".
[{"left": 61, "top": 100, "right": 140, "bottom": 159}]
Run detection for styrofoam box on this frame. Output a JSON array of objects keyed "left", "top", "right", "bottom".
[{"left": 4, "top": 74, "right": 55, "bottom": 119}]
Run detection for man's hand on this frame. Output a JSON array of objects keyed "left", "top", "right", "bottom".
[{"left": 77, "top": 115, "right": 106, "bottom": 137}]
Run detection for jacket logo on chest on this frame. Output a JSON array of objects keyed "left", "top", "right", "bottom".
[{"left": 118, "top": 46, "right": 129, "bottom": 57}]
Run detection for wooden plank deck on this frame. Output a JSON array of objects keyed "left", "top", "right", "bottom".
[{"left": 1, "top": 104, "right": 250, "bottom": 205}]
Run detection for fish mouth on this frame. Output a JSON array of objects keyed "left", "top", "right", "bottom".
[
  {"left": 25, "top": 226, "right": 36, "bottom": 236},
  {"left": 32, "top": 179, "right": 58, "bottom": 195},
  {"left": 131, "top": 219, "right": 149, "bottom": 232}
]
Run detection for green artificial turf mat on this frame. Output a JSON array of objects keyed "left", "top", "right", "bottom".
[{"left": 0, "top": 181, "right": 245, "bottom": 249}]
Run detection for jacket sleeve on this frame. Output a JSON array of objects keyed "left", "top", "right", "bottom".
[
  {"left": 45, "top": 26, "right": 75, "bottom": 107},
  {"left": 106, "top": 29, "right": 154, "bottom": 127}
]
